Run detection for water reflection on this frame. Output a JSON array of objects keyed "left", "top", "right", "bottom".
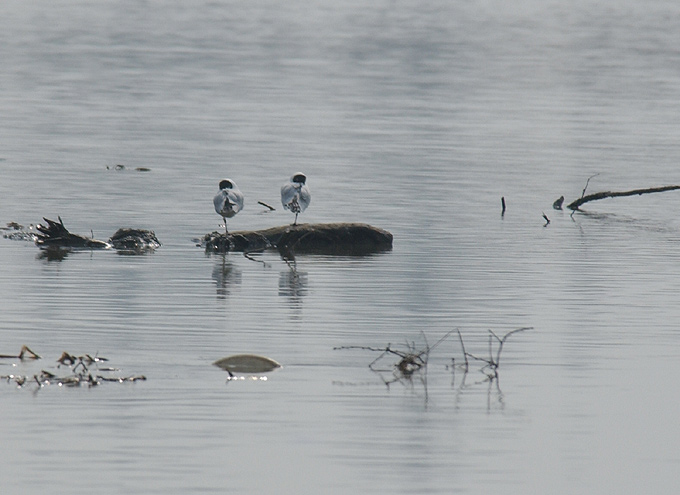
[
  {"left": 211, "top": 254, "right": 242, "bottom": 298},
  {"left": 36, "top": 247, "right": 72, "bottom": 262},
  {"left": 278, "top": 255, "right": 308, "bottom": 320},
  {"left": 278, "top": 267, "right": 308, "bottom": 299}
]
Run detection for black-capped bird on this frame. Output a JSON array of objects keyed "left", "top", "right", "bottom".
[
  {"left": 213, "top": 179, "right": 244, "bottom": 234},
  {"left": 281, "top": 172, "right": 311, "bottom": 226}
]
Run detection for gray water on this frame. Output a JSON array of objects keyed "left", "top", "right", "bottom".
[{"left": 2, "top": 0, "right": 680, "bottom": 493}]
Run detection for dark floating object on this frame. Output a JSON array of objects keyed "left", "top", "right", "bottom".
[
  {"left": 35, "top": 217, "right": 160, "bottom": 253},
  {"left": 106, "top": 164, "right": 151, "bottom": 172},
  {"left": 203, "top": 222, "right": 393, "bottom": 256},
  {"left": 213, "top": 354, "right": 282, "bottom": 375},
  {"left": 257, "top": 201, "right": 276, "bottom": 211},
  {"left": 0, "top": 345, "right": 41, "bottom": 360},
  {"left": 552, "top": 196, "right": 564, "bottom": 210},
  {"left": 0, "top": 348, "right": 145, "bottom": 389},
  {"left": 36, "top": 217, "right": 110, "bottom": 249},
  {"left": 2, "top": 222, "right": 37, "bottom": 241},
  {"left": 110, "top": 228, "right": 161, "bottom": 253}
]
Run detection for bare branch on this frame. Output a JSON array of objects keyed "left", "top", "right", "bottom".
[
  {"left": 456, "top": 329, "right": 469, "bottom": 372},
  {"left": 581, "top": 173, "right": 600, "bottom": 198},
  {"left": 568, "top": 184, "right": 680, "bottom": 210}
]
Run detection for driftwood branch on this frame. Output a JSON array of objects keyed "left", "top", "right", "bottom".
[{"left": 568, "top": 185, "right": 680, "bottom": 210}]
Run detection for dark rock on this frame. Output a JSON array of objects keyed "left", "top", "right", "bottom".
[{"left": 203, "top": 222, "right": 393, "bottom": 256}]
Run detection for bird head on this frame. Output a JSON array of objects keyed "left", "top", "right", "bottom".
[
  {"left": 219, "top": 179, "right": 234, "bottom": 190},
  {"left": 291, "top": 173, "right": 306, "bottom": 185}
]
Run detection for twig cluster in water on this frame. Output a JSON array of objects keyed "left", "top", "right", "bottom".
[
  {"left": 335, "top": 327, "right": 531, "bottom": 401},
  {"left": 0, "top": 346, "right": 146, "bottom": 390},
  {"left": 462, "top": 327, "right": 531, "bottom": 380}
]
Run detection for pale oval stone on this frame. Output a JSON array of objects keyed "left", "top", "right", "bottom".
[{"left": 213, "top": 354, "right": 281, "bottom": 374}]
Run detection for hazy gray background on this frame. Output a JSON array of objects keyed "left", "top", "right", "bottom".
[{"left": 2, "top": 1, "right": 680, "bottom": 493}]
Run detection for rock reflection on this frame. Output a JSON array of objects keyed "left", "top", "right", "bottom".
[{"left": 212, "top": 254, "right": 242, "bottom": 298}]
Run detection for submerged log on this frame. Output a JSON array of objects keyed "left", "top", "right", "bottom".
[
  {"left": 568, "top": 185, "right": 680, "bottom": 210},
  {"left": 203, "top": 222, "right": 393, "bottom": 255}
]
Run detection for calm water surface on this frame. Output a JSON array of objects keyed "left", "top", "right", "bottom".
[{"left": 2, "top": 1, "right": 680, "bottom": 493}]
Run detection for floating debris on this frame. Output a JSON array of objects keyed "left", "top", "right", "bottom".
[
  {"left": 0, "top": 345, "right": 41, "bottom": 360},
  {"left": 32, "top": 217, "right": 160, "bottom": 254},
  {"left": 2, "top": 222, "right": 38, "bottom": 242},
  {"left": 0, "top": 347, "right": 144, "bottom": 390},
  {"left": 257, "top": 201, "right": 276, "bottom": 211},
  {"left": 36, "top": 217, "right": 111, "bottom": 249},
  {"left": 110, "top": 228, "right": 161, "bottom": 253},
  {"left": 56, "top": 351, "right": 78, "bottom": 365},
  {"left": 213, "top": 354, "right": 281, "bottom": 376},
  {"left": 106, "top": 164, "right": 151, "bottom": 172}
]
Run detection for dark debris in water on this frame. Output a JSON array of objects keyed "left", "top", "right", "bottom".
[
  {"left": 110, "top": 227, "right": 161, "bottom": 253},
  {"left": 3, "top": 216, "right": 161, "bottom": 255},
  {"left": 36, "top": 217, "right": 111, "bottom": 249},
  {"left": 1, "top": 221, "right": 38, "bottom": 242},
  {"left": 106, "top": 164, "right": 151, "bottom": 172},
  {"left": 0, "top": 346, "right": 146, "bottom": 390}
]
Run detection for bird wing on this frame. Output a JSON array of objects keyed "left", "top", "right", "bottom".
[
  {"left": 297, "top": 185, "right": 311, "bottom": 212},
  {"left": 214, "top": 188, "right": 244, "bottom": 217},
  {"left": 228, "top": 188, "right": 245, "bottom": 214},
  {"left": 281, "top": 183, "right": 298, "bottom": 210},
  {"left": 213, "top": 190, "right": 227, "bottom": 215}
]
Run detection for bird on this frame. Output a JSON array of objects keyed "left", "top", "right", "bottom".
[
  {"left": 281, "top": 172, "right": 311, "bottom": 225},
  {"left": 213, "top": 179, "right": 244, "bottom": 235}
]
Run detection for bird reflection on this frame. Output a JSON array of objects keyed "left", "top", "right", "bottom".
[
  {"left": 212, "top": 254, "right": 242, "bottom": 298},
  {"left": 279, "top": 255, "right": 308, "bottom": 316},
  {"left": 279, "top": 267, "right": 308, "bottom": 299}
]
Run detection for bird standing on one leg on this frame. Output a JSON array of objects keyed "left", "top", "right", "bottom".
[
  {"left": 213, "top": 179, "right": 244, "bottom": 235},
  {"left": 281, "top": 172, "right": 311, "bottom": 226}
]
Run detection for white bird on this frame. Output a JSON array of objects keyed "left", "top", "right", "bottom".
[
  {"left": 213, "top": 178, "right": 244, "bottom": 235},
  {"left": 281, "top": 172, "right": 311, "bottom": 225}
]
